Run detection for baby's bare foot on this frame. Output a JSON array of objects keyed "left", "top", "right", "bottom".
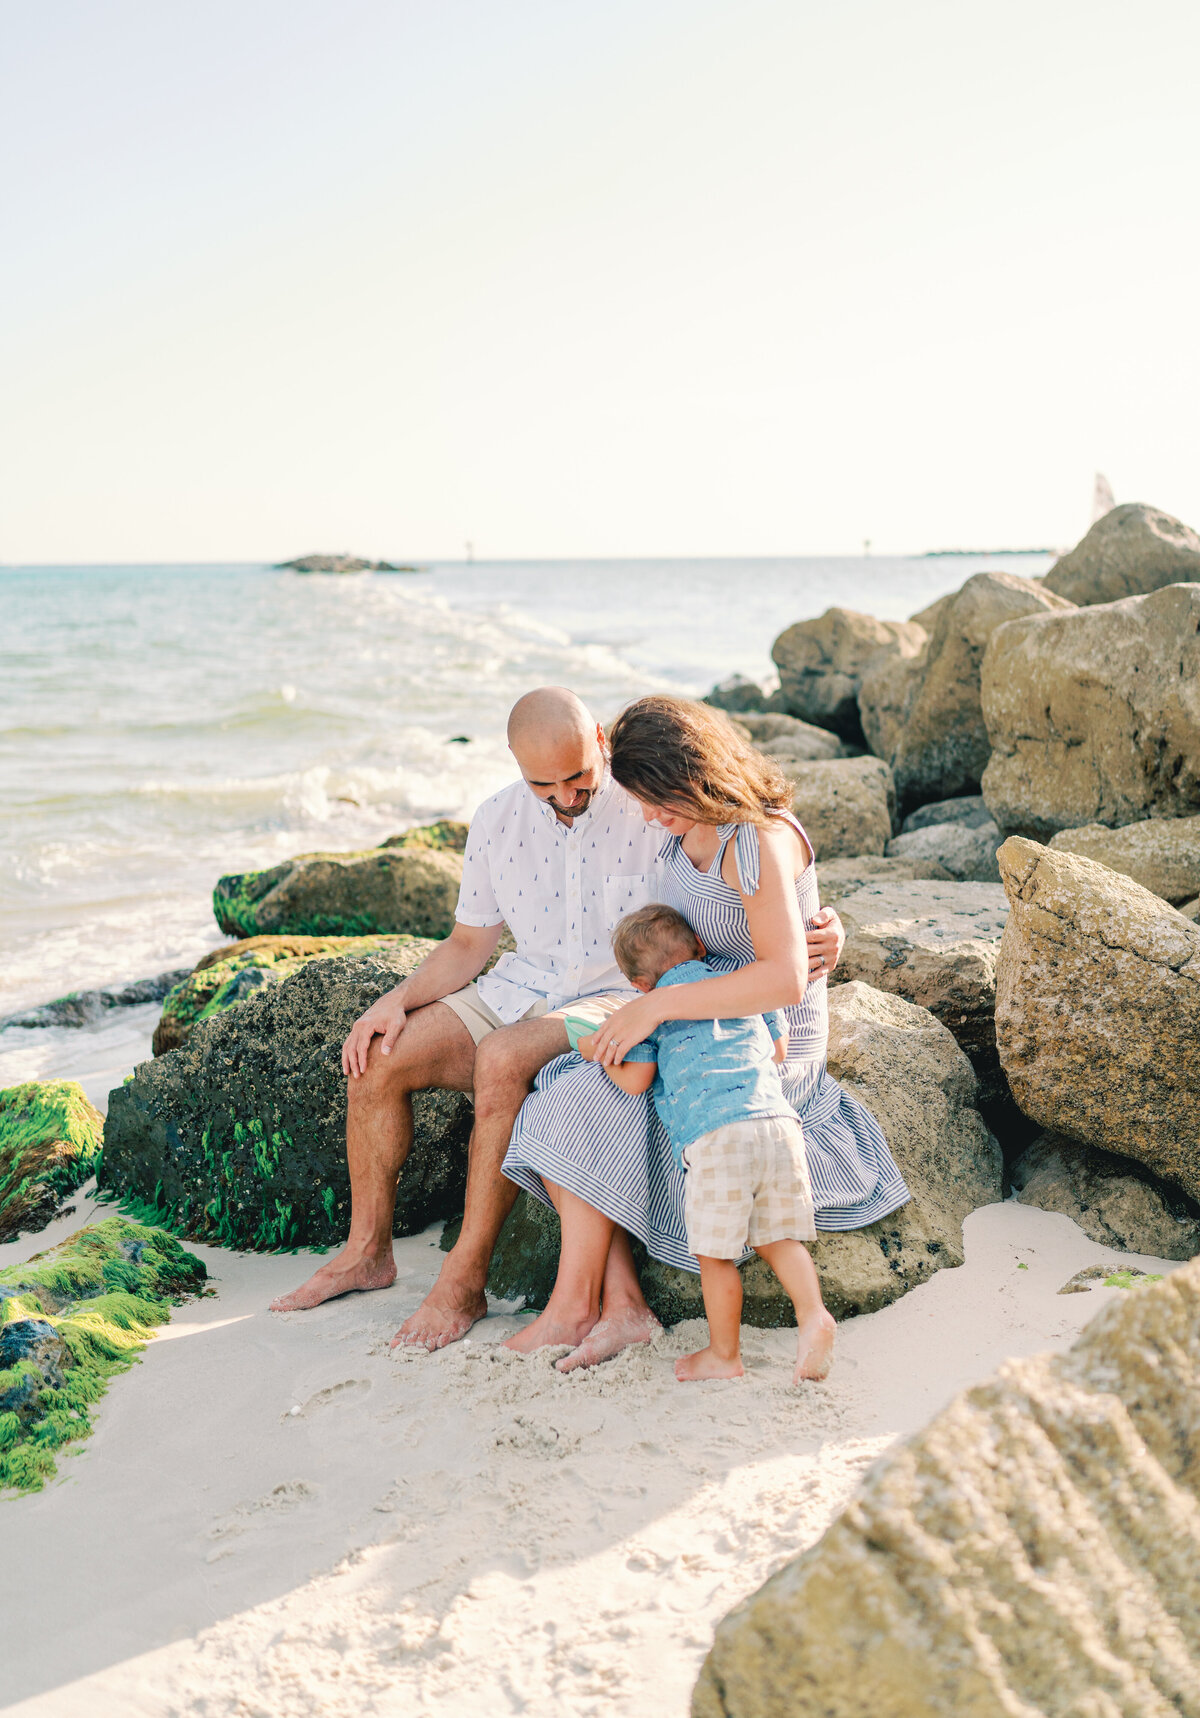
[
  {"left": 270, "top": 1248, "right": 396, "bottom": 1312},
  {"left": 793, "top": 1309, "right": 836, "bottom": 1383},
  {"left": 555, "top": 1306, "right": 661, "bottom": 1372},
  {"left": 674, "top": 1345, "right": 744, "bottom": 1382}
]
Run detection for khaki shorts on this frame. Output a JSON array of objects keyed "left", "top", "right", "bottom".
[
  {"left": 440, "top": 983, "right": 629, "bottom": 1048},
  {"left": 683, "top": 1115, "right": 816, "bottom": 1259}
]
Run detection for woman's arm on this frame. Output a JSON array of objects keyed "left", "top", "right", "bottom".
[{"left": 593, "top": 820, "right": 810, "bottom": 1066}]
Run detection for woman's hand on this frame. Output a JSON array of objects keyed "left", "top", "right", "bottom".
[
  {"left": 806, "top": 905, "right": 845, "bottom": 980},
  {"left": 591, "top": 992, "right": 663, "bottom": 1066}
]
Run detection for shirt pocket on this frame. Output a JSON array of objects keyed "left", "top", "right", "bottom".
[{"left": 603, "top": 870, "right": 658, "bottom": 934}]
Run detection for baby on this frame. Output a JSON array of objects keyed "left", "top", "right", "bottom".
[{"left": 575, "top": 903, "right": 835, "bottom": 1386}]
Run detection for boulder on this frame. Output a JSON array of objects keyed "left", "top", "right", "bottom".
[
  {"left": 152, "top": 933, "right": 425, "bottom": 1055},
  {"left": 478, "top": 984, "right": 1001, "bottom": 1325},
  {"left": 1183, "top": 897, "right": 1200, "bottom": 923},
  {"left": 101, "top": 946, "right": 473, "bottom": 1250},
  {"left": 703, "top": 674, "right": 784, "bottom": 714},
  {"left": 1011, "top": 1133, "right": 1200, "bottom": 1261},
  {"left": 1042, "top": 502, "right": 1200, "bottom": 606},
  {"left": 213, "top": 844, "right": 463, "bottom": 939},
  {"left": 861, "top": 572, "right": 1073, "bottom": 814},
  {"left": 771, "top": 609, "right": 927, "bottom": 743},
  {"left": 275, "top": 553, "right": 413, "bottom": 573},
  {"left": 830, "top": 880, "right": 1009, "bottom": 1114},
  {"left": 377, "top": 819, "right": 469, "bottom": 852},
  {"left": 0, "top": 1082, "right": 104, "bottom": 1243},
  {"left": 900, "top": 794, "right": 992, "bottom": 835},
  {"left": 816, "top": 855, "right": 952, "bottom": 906},
  {"left": 0, "top": 967, "right": 191, "bottom": 1032},
  {"left": 856, "top": 647, "right": 923, "bottom": 765},
  {"left": 995, "top": 837, "right": 1200, "bottom": 1201},
  {"left": 694, "top": 1258, "right": 1200, "bottom": 1718},
  {"left": 981, "top": 583, "right": 1200, "bottom": 838},
  {"left": 778, "top": 756, "right": 895, "bottom": 859},
  {"left": 1047, "top": 815, "right": 1200, "bottom": 906},
  {"left": 0, "top": 1217, "right": 207, "bottom": 1493},
  {"left": 736, "top": 712, "right": 858, "bottom": 761},
  {"left": 886, "top": 818, "right": 1003, "bottom": 884}
]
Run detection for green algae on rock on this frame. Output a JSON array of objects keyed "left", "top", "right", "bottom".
[
  {"left": 103, "top": 945, "right": 472, "bottom": 1251},
  {"left": 152, "top": 933, "right": 423, "bottom": 1055},
  {"left": 212, "top": 844, "right": 462, "bottom": 940},
  {"left": 0, "top": 1216, "right": 207, "bottom": 1493},
  {"left": 378, "top": 819, "right": 469, "bottom": 853},
  {"left": 0, "top": 1082, "right": 104, "bottom": 1244}
]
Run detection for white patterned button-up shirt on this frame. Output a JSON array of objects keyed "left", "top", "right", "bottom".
[{"left": 455, "top": 771, "right": 663, "bottom": 1023}]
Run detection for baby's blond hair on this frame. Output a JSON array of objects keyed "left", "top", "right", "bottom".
[{"left": 612, "top": 903, "right": 701, "bottom": 986}]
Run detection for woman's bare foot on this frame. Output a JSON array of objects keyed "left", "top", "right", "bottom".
[
  {"left": 556, "top": 1306, "right": 662, "bottom": 1372},
  {"left": 503, "top": 1305, "right": 597, "bottom": 1354},
  {"left": 674, "top": 1345, "right": 744, "bottom": 1382},
  {"left": 793, "top": 1309, "right": 836, "bottom": 1383},
  {"left": 392, "top": 1279, "right": 488, "bottom": 1351},
  {"left": 270, "top": 1246, "right": 396, "bottom": 1312}
]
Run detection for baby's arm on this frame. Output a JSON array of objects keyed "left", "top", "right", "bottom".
[
  {"left": 578, "top": 1032, "right": 658, "bottom": 1096},
  {"left": 763, "top": 1006, "right": 789, "bottom": 1065}
]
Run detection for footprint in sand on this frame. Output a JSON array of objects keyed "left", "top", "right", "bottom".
[
  {"left": 205, "top": 1479, "right": 319, "bottom": 1559},
  {"left": 283, "top": 1378, "right": 372, "bottom": 1420}
]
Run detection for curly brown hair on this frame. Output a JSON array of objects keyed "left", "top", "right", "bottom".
[{"left": 608, "top": 694, "right": 791, "bottom": 827}]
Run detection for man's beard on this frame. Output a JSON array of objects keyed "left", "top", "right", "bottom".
[{"left": 548, "top": 787, "right": 593, "bottom": 819}]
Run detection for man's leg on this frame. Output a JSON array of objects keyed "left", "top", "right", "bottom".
[
  {"left": 270, "top": 1001, "right": 475, "bottom": 1312},
  {"left": 394, "top": 1012, "right": 572, "bottom": 1349}
]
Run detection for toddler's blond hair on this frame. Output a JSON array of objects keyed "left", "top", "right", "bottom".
[{"left": 612, "top": 903, "right": 701, "bottom": 987}]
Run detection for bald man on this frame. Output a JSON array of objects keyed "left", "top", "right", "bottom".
[{"left": 273, "top": 687, "right": 843, "bottom": 1359}]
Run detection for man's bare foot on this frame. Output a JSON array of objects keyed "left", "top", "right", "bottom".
[
  {"left": 793, "top": 1309, "right": 836, "bottom": 1383},
  {"left": 270, "top": 1247, "right": 396, "bottom": 1312},
  {"left": 555, "top": 1305, "right": 662, "bottom": 1372},
  {"left": 504, "top": 1305, "right": 597, "bottom": 1354},
  {"left": 674, "top": 1345, "right": 744, "bottom": 1382},
  {"left": 392, "top": 1279, "right": 488, "bottom": 1351}
]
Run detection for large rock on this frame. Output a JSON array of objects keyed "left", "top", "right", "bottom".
[
  {"left": 694, "top": 1257, "right": 1200, "bottom": 1718},
  {"left": 0, "top": 1217, "right": 207, "bottom": 1493},
  {"left": 995, "top": 837, "right": 1200, "bottom": 1201},
  {"left": 0, "top": 1082, "right": 104, "bottom": 1243},
  {"left": 478, "top": 983, "right": 1002, "bottom": 1325},
  {"left": 830, "top": 880, "right": 1009, "bottom": 1117},
  {"left": 377, "top": 819, "right": 469, "bottom": 852},
  {"left": 816, "top": 855, "right": 952, "bottom": 905},
  {"left": 771, "top": 609, "right": 927, "bottom": 743},
  {"left": 213, "top": 845, "right": 463, "bottom": 939},
  {"left": 779, "top": 756, "right": 895, "bottom": 859},
  {"left": 1043, "top": 502, "right": 1200, "bottom": 606},
  {"left": 703, "top": 674, "right": 784, "bottom": 714},
  {"left": 861, "top": 572, "right": 1073, "bottom": 814},
  {"left": 736, "top": 712, "right": 858, "bottom": 761},
  {"left": 900, "top": 794, "right": 992, "bottom": 834},
  {"left": 981, "top": 583, "right": 1200, "bottom": 838},
  {"left": 1047, "top": 815, "right": 1200, "bottom": 906},
  {"left": 885, "top": 818, "right": 1002, "bottom": 883},
  {"left": 101, "top": 946, "right": 473, "bottom": 1250},
  {"left": 1011, "top": 1133, "right": 1200, "bottom": 1261},
  {"left": 152, "top": 933, "right": 425, "bottom": 1055}
]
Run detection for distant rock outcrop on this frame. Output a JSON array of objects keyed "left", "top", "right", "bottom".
[
  {"left": 771, "top": 609, "right": 927, "bottom": 744},
  {"left": 1042, "top": 502, "right": 1200, "bottom": 606},
  {"left": 275, "top": 553, "right": 417, "bottom": 573},
  {"left": 694, "top": 1257, "right": 1200, "bottom": 1718}
]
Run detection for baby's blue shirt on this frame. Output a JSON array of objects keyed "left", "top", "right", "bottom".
[{"left": 623, "top": 959, "right": 794, "bottom": 1166}]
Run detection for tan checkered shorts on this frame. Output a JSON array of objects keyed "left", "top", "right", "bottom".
[{"left": 683, "top": 1115, "right": 816, "bottom": 1260}]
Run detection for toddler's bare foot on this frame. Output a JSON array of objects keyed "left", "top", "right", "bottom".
[
  {"left": 674, "top": 1345, "right": 744, "bottom": 1382},
  {"left": 503, "top": 1306, "right": 596, "bottom": 1354},
  {"left": 555, "top": 1306, "right": 662, "bottom": 1372},
  {"left": 270, "top": 1247, "right": 396, "bottom": 1311},
  {"left": 793, "top": 1309, "right": 836, "bottom": 1383},
  {"left": 392, "top": 1278, "right": 487, "bottom": 1350}
]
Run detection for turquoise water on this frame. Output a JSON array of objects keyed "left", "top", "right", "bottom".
[{"left": 0, "top": 555, "right": 1049, "bottom": 1018}]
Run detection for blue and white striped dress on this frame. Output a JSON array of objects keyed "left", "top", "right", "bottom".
[{"left": 502, "top": 812, "right": 910, "bottom": 1272}]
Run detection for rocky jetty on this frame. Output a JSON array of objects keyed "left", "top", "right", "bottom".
[
  {"left": 0, "top": 967, "right": 191, "bottom": 1031},
  {"left": 771, "top": 609, "right": 926, "bottom": 744},
  {"left": 0, "top": 1217, "right": 207, "bottom": 1492},
  {"left": 1042, "top": 502, "right": 1200, "bottom": 605},
  {"left": 275, "top": 553, "right": 417, "bottom": 573},
  {"left": 102, "top": 944, "right": 472, "bottom": 1250},
  {"left": 480, "top": 981, "right": 1002, "bottom": 1325},
  {"left": 694, "top": 1257, "right": 1200, "bottom": 1718},
  {"left": 0, "top": 1081, "right": 104, "bottom": 1242},
  {"left": 213, "top": 844, "right": 462, "bottom": 940}
]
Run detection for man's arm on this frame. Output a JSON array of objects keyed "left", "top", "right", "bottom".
[
  {"left": 342, "top": 920, "right": 504, "bottom": 1076},
  {"left": 577, "top": 1031, "right": 658, "bottom": 1097}
]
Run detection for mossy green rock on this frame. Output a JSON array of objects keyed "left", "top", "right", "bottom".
[
  {"left": 102, "top": 945, "right": 472, "bottom": 1250},
  {"left": 152, "top": 932, "right": 423, "bottom": 1055},
  {"left": 0, "top": 1082, "right": 104, "bottom": 1244},
  {"left": 0, "top": 1216, "right": 206, "bottom": 1493},
  {"left": 213, "top": 841, "right": 463, "bottom": 939},
  {"left": 379, "top": 819, "right": 469, "bottom": 853}
]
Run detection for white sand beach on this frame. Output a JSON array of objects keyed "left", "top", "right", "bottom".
[{"left": 2, "top": 1189, "right": 1177, "bottom": 1718}]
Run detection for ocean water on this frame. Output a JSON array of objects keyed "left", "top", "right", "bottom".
[{"left": 1, "top": 555, "right": 1050, "bottom": 1041}]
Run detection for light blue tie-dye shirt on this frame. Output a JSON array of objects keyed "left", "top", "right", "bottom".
[{"left": 623, "top": 959, "right": 794, "bottom": 1164}]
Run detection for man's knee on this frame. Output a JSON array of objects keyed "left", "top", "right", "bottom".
[
  {"left": 473, "top": 1021, "right": 556, "bottom": 1107},
  {"left": 347, "top": 1037, "right": 420, "bottom": 1102}
]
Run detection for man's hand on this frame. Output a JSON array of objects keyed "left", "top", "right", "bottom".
[
  {"left": 806, "top": 904, "right": 845, "bottom": 980},
  {"left": 342, "top": 987, "right": 409, "bottom": 1077}
]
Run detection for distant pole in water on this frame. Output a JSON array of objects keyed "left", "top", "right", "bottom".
[
  {"left": 1092, "top": 474, "right": 1115, "bottom": 523},
  {"left": 863, "top": 538, "right": 872, "bottom": 557},
  {"left": 465, "top": 539, "right": 474, "bottom": 563}
]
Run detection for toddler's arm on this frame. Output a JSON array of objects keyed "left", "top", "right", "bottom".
[
  {"left": 772, "top": 1035, "right": 788, "bottom": 1065},
  {"left": 578, "top": 1031, "right": 658, "bottom": 1096},
  {"left": 763, "top": 1006, "right": 789, "bottom": 1064}
]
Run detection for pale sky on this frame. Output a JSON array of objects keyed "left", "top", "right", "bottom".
[{"left": 3, "top": 0, "right": 1198, "bottom": 562}]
